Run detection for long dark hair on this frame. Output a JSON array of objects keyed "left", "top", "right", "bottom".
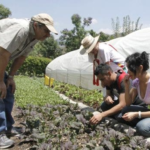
[{"left": 125, "top": 51, "right": 149, "bottom": 75}]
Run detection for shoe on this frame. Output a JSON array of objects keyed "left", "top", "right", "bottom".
[
  {"left": 5, "top": 127, "right": 22, "bottom": 136},
  {"left": 146, "top": 137, "right": 150, "bottom": 144},
  {"left": 0, "top": 134, "right": 14, "bottom": 149}
]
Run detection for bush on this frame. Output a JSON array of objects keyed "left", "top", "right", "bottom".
[{"left": 7, "top": 56, "right": 51, "bottom": 76}]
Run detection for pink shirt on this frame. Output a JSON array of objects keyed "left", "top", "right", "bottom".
[{"left": 132, "top": 78, "right": 150, "bottom": 104}]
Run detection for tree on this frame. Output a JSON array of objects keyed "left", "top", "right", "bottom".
[
  {"left": 59, "top": 14, "right": 98, "bottom": 52},
  {"left": 111, "top": 17, "right": 120, "bottom": 38},
  {"left": 0, "top": 4, "right": 11, "bottom": 19},
  {"left": 112, "top": 15, "right": 143, "bottom": 38},
  {"left": 99, "top": 32, "right": 110, "bottom": 42},
  {"left": 30, "top": 35, "right": 60, "bottom": 59}
]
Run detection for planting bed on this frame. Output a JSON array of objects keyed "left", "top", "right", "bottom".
[{"left": 9, "top": 104, "right": 150, "bottom": 150}]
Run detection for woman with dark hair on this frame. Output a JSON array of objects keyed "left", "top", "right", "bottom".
[{"left": 121, "top": 51, "right": 150, "bottom": 137}]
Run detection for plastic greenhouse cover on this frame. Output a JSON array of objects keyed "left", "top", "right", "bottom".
[{"left": 46, "top": 27, "right": 150, "bottom": 90}]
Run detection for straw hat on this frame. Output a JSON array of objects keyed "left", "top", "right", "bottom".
[
  {"left": 79, "top": 34, "right": 100, "bottom": 54},
  {"left": 31, "top": 13, "right": 58, "bottom": 35}
]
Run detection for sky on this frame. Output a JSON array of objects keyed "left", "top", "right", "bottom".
[{"left": 1, "top": 0, "right": 150, "bottom": 39}]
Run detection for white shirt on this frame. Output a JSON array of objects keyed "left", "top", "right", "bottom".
[{"left": 97, "top": 43, "right": 126, "bottom": 72}]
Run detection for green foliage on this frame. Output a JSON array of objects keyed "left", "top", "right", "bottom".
[
  {"left": 7, "top": 56, "right": 51, "bottom": 76},
  {"left": 31, "top": 36, "right": 61, "bottom": 59},
  {"left": 0, "top": 4, "right": 11, "bottom": 19},
  {"left": 59, "top": 14, "right": 98, "bottom": 52},
  {"left": 16, "top": 103, "right": 149, "bottom": 149},
  {"left": 112, "top": 15, "right": 142, "bottom": 38},
  {"left": 53, "top": 81, "right": 103, "bottom": 108},
  {"left": 14, "top": 76, "right": 149, "bottom": 149},
  {"left": 112, "top": 17, "right": 120, "bottom": 38},
  {"left": 99, "top": 32, "right": 110, "bottom": 42},
  {"left": 121, "top": 16, "right": 142, "bottom": 36},
  {"left": 14, "top": 76, "right": 67, "bottom": 107}
]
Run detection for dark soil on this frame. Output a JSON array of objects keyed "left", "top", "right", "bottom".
[{"left": 3, "top": 104, "right": 31, "bottom": 150}]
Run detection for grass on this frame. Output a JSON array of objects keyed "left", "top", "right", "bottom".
[{"left": 14, "top": 75, "right": 68, "bottom": 107}]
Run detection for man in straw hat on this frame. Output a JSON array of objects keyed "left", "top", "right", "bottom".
[
  {"left": 80, "top": 34, "right": 126, "bottom": 72},
  {"left": 0, "top": 13, "right": 58, "bottom": 148},
  {"left": 80, "top": 34, "right": 127, "bottom": 93}
]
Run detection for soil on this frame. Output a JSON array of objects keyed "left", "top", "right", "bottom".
[
  {"left": 2, "top": 104, "right": 31, "bottom": 150},
  {"left": 2, "top": 101, "right": 100, "bottom": 150}
]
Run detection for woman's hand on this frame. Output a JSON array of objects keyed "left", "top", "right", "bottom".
[
  {"left": 123, "top": 74, "right": 130, "bottom": 87},
  {"left": 122, "top": 112, "right": 137, "bottom": 121}
]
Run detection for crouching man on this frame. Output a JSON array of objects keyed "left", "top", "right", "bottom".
[{"left": 90, "top": 63, "right": 145, "bottom": 125}]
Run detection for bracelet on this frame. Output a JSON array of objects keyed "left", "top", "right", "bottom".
[
  {"left": 8, "top": 75, "right": 14, "bottom": 79},
  {"left": 138, "top": 111, "right": 141, "bottom": 119}
]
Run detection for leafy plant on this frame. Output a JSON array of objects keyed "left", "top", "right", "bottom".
[
  {"left": 53, "top": 81, "right": 103, "bottom": 108},
  {"left": 14, "top": 76, "right": 149, "bottom": 149}
]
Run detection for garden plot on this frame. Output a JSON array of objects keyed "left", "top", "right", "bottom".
[
  {"left": 12, "top": 76, "right": 150, "bottom": 149},
  {"left": 12, "top": 104, "right": 150, "bottom": 149}
]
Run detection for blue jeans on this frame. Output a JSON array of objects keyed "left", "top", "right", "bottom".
[
  {"left": 0, "top": 73, "right": 14, "bottom": 133},
  {"left": 119, "top": 105, "right": 150, "bottom": 137}
]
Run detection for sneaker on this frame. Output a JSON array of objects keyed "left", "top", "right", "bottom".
[
  {"left": 5, "top": 127, "right": 22, "bottom": 136},
  {"left": 146, "top": 137, "right": 150, "bottom": 144},
  {"left": 0, "top": 134, "right": 14, "bottom": 149}
]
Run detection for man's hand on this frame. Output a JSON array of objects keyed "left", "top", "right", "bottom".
[
  {"left": 90, "top": 112, "right": 103, "bottom": 125},
  {"left": 0, "top": 81, "right": 7, "bottom": 99},
  {"left": 104, "top": 96, "right": 114, "bottom": 105},
  {"left": 7, "top": 78, "right": 16, "bottom": 94},
  {"left": 122, "top": 112, "right": 137, "bottom": 121}
]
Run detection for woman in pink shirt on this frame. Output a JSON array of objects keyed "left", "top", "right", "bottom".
[{"left": 121, "top": 51, "right": 150, "bottom": 137}]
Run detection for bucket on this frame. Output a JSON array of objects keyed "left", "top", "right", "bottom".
[
  {"left": 50, "top": 78, "right": 54, "bottom": 87},
  {"left": 44, "top": 75, "right": 50, "bottom": 86}
]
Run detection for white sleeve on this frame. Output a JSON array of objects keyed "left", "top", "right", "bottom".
[{"left": 98, "top": 44, "right": 111, "bottom": 63}]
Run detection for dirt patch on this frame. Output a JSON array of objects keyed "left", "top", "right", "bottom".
[{"left": 3, "top": 104, "right": 31, "bottom": 150}]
